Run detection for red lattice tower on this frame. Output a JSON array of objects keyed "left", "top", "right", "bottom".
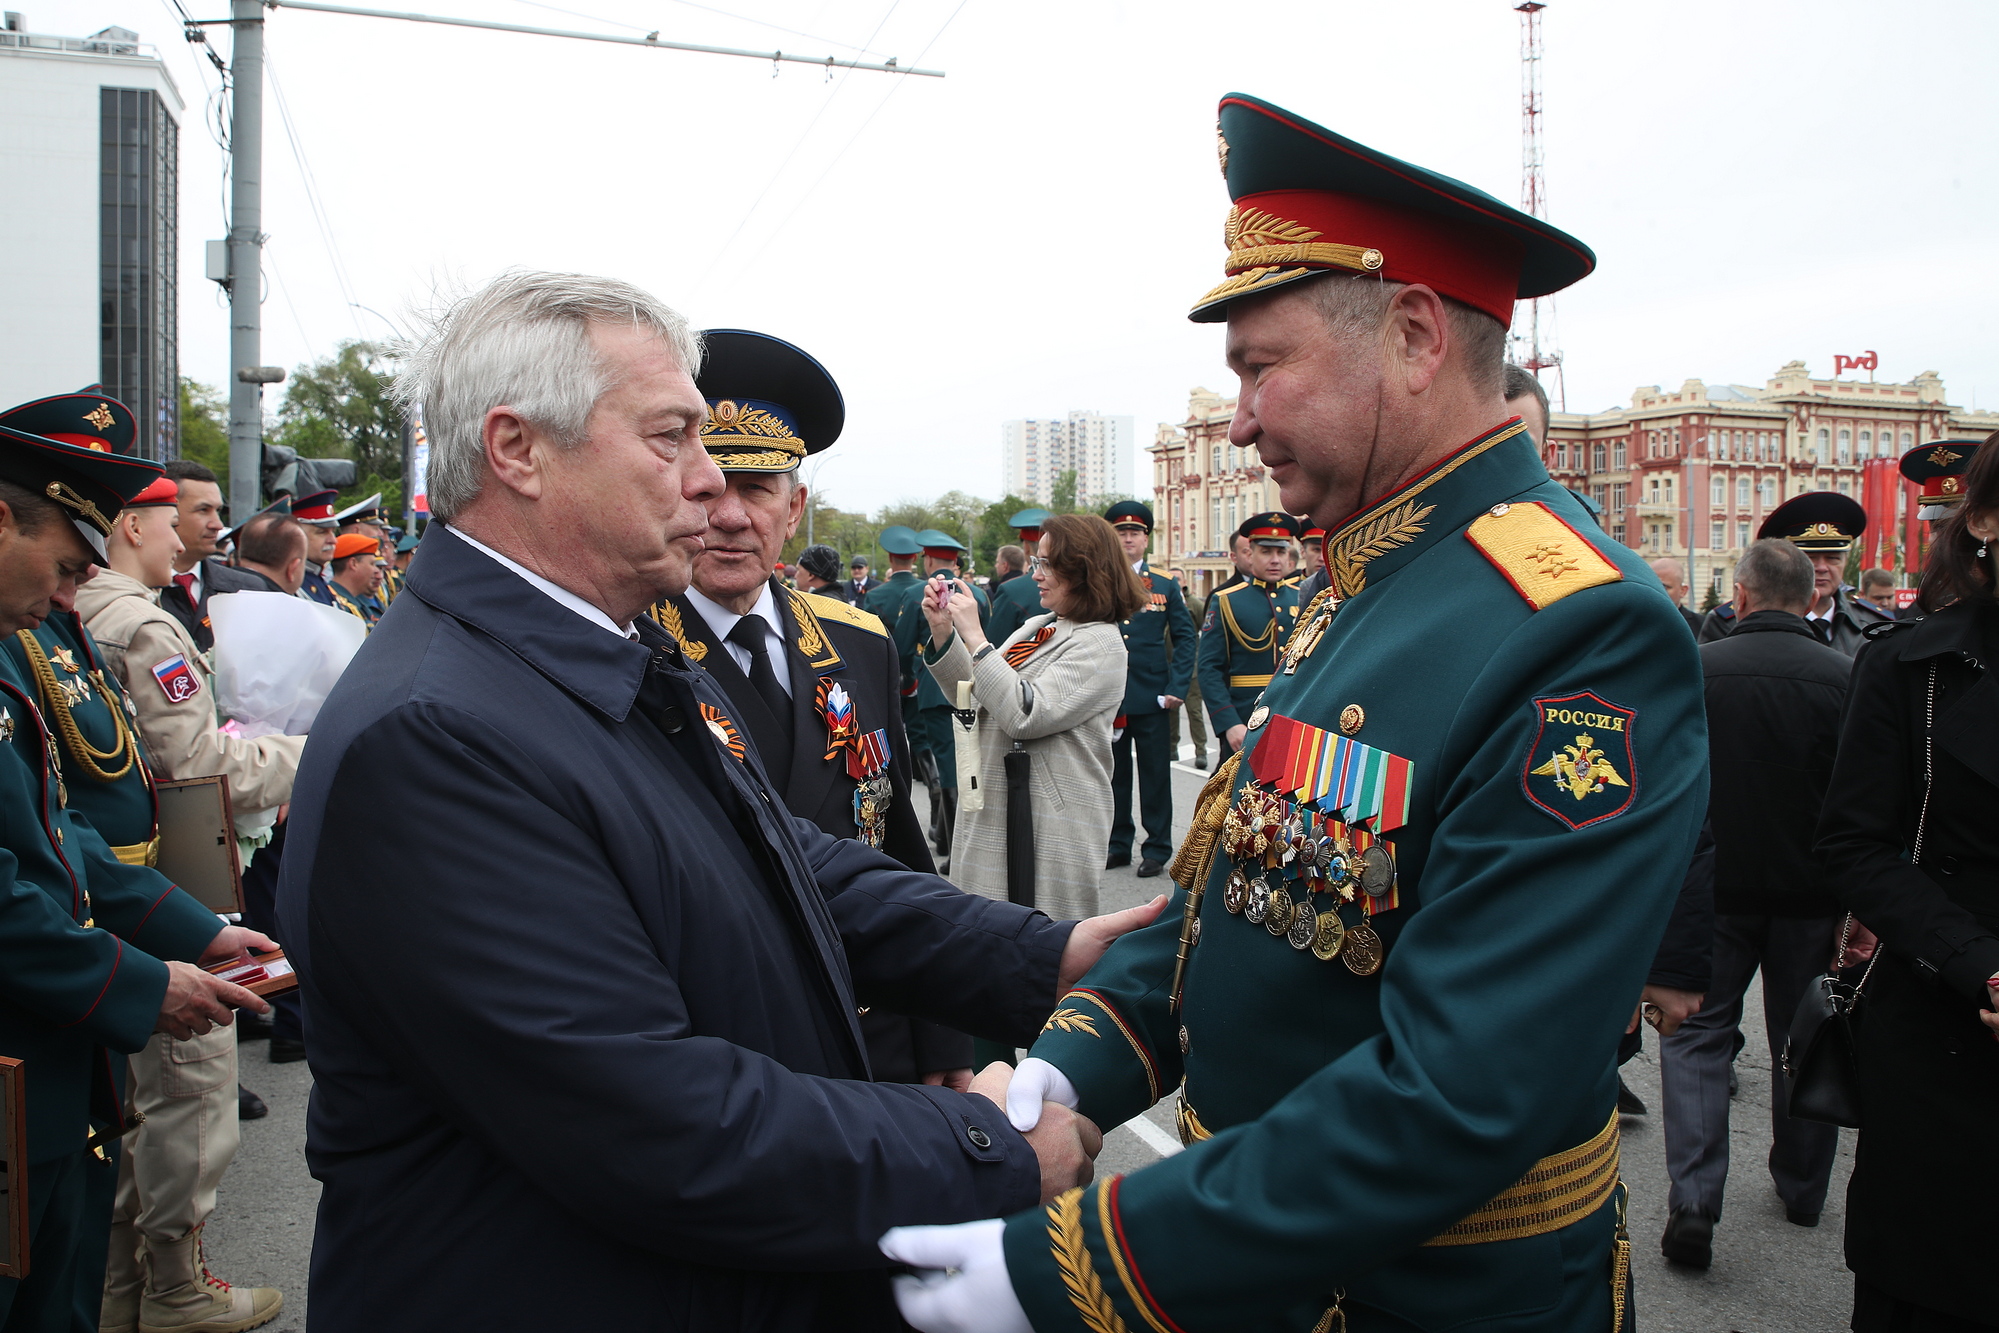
[{"left": 1513, "top": 2, "right": 1564, "bottom": 406}]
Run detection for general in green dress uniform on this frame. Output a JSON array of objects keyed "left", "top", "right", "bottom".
[
  {"left": 882, "top": 93, "right": 1707, "bottom": 1333},
  {"left": 1102, "top": 502, "right": 1195, "bottom": 878},
  {"left": 0, "top": 419, "right": 255, "bottom": 1333},
  {"left": 988, "top": 508, "right": 1053, "bottom": 647},
  {"left": 1197, "top": 512, "right": 1302, "bottom": 759}
]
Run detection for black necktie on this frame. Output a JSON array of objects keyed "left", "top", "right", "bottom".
[
  {"left": 727, "top": 617, "right": 793, "bottom": 745},
  {"left": 1810, "top": 617, "right": 1832, "bottom": 645}
]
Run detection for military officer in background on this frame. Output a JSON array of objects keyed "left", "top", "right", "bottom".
[
  {"left": 325, "top": 533, "right": 385, "bottom": 627},
  {"left": 647, "top": 330, "right": 973, "bottom": 1087},
  {"left": 986, "top": 507, "right": 1052, "bottom": 645},
  {"left": 0, "top": 414, "right": 272, "bottom": 1333},
  {"left": 846, "top": 554, "right": 876, "bottom": 603},
  {"left": 862, "top": 525, "right": 922, "bottom": 622},
  {"left": 334, "top": 494, "right": 400, "bottom": 606},
  {"left": 1698, "top": 493, "right": 1889, "bottom": 653},
  {"left": 893, "top": 529, "right": 988, "bottom": 864},
  {"left": 1103, "top": 502, "right": 1196, "bottom": 879},
  {"left": 291, "top": 488, "right": 341, "bottom": 607},
  {"left": 1197, "top": 512, "right": 1302, "bottom": 759},
  {"left": 884, "top": 92, "right": 1706, "bottom": 1333}
]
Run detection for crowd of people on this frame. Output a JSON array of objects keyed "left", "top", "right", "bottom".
[{"left": 0, "top": 89, "right": 1992, "bottom": 1333}]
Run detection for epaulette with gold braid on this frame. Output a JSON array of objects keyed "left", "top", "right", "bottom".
[
  {"left": 1465, "top": 501, "right": 1622, "bottom": 611},
  {"left": 794, "top": 590, "right": 888, "bottom": 638}
]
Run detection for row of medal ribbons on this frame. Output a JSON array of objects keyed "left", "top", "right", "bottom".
[{"left": 1218, "top": 784, "right": 1397, "bottom": 976}]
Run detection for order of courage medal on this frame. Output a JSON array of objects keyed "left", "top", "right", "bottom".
[{"left": 1311, "top": 911, "right": 1346, "bottom": 961}]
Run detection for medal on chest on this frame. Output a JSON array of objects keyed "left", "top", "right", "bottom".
[
  {"left": 817, "top": 676, "right": 893, "bottom": 846},
  {"left": 1211, "top": 709, "right": 1413, "bottom": 974}
]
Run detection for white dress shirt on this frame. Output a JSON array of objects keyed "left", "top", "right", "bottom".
[
  {"left": 446, "top": 525, "right": 637, "bottom": 639},
  {"left": 685, "top": 583, "right": 792, "bottom": 697}
]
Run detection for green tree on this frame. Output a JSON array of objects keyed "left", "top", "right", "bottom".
[
  {"left": 271, "top": 340, "right": 406, "bottom": 514},
  {"left": 1049, "top": 469, "right": 1079, "bottom": 514},
  {"left": 973, "top": 493, "right": 1035, "bottom": 573},
  {"left": 177, "top": 378, "right": 229, "bottom": 486}
]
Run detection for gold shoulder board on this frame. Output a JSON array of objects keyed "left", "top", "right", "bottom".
[
  {"left": 795, "top": 591, "right": 888, "bottom": 638},
  {"left": 1465, "top": 501, "right": 1623, "bottom": 611}
]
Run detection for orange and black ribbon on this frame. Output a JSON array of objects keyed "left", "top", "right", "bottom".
[{"left": 1003, "top": 625, "right": 1055, "bottom": 670}]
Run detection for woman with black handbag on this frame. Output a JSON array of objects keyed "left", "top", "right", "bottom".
[{"left": 1818, "top": 433, "right": 1999, "bottom": 1333}]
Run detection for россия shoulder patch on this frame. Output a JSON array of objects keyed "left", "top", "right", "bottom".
[
  {"left": 1466, "top": 501, "right": 1622, "bottom": 611},
  {"left": 1522, "top": 691, "right": 1636, "bottom": 830}
]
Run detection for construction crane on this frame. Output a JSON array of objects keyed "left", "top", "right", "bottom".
[{"left": 1512, "top": 1, "right": 1563, "bottom": 409}]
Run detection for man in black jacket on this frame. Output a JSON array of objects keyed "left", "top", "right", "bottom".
[{"left": 1659, "top": 538, "right": 1853, "bottom": 1269}]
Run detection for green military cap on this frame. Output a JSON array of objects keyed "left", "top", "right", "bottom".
[
  {"left": 1239, "top": 511, "right": 1303, "bottom": 547},
  {"left": 696, "top": 330, "right": 844, "bottom": 474},
  {"left": 1759, "top": 492, "right": 1865, "bottom": 552},
  {"left": 0, "top": 395, "right": 162, "bottom": 563},
  {"left": 1008, "top": 507, "right": 1053, "bottom": 539},
  {"left": 395, "top": 533, "right": 420, "bottom": 554},
  {"left": 916, "top": 529, "right": 966, "bottom": 558},
  {"left": 1194, "top": 93, "right": 1595, "bottom": 324},
  {"left": 1104, "top": 500, "right": 1154, "bottom": 532},
  {"left": 877, "top": 525, "right": 921, "bottom": 556}
]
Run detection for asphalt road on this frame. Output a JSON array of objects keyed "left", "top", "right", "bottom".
[{"left": 209, "top": 751, "right": 1856, "bottom": 1332}]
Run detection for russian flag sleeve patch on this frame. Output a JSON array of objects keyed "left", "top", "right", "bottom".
[{"left": 150, "top": 654, "right": 201, "bottom": 704}]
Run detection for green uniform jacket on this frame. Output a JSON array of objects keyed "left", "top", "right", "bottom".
[
  {"left": 894, "top": 575, "right": 989, "bottom": 711},
  {"left": 1119, "top": 564, "right": 1197, "bottom": 716},
  {"left": 861, "top": 569, "right": 920, "bottom": 624},
  {"left": 1003, "top": 423, "right": 1708, "bottom": 1332},
  {"left": 329, "top": 581, "right": 379, "bottom": 628},
  {"left": 987, "top": 572, "right": 1045, "bottom": 648},
  {"left": 0, "top": 633, "right": 224, "bottom": 1163},
  {"left": 1196, "top": 576, "right": 1300, "bottom": 736},
  {"left": 3, "top": 613, "right": 155, "bottom": 848}
]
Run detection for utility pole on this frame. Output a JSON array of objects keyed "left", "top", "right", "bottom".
[
  {"left": 226, "top": 0, "right": 276, "bottom": 521},
  {"left": 1512, "top": 2, "right": 1563, "bottom": 409}
]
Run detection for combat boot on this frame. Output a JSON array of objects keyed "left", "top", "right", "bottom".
[
  {"left": 99, "top": 1216, "right": 142, "bottom": 1333},
  {"left": 138, "top": 1225, "right": 282, "bottom": 1333}
]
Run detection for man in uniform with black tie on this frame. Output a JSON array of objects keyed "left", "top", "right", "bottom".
[
  {"left": 1102, "top": 501, "right": 1195, "bottom": 879},
  {"left": 1698, "top": 493, "right": 1888, "bottom": 654},
  {"left": 647, "top": 331, "right": 973, "bottom": 1088}
]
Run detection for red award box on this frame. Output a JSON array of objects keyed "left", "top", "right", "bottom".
[{"left": 204, "top": 948, "right": 299, "bottom": 1000}]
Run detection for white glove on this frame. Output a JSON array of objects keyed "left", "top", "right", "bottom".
[
  {"left": 1003, "top": 1056, "right": 1078, "bottom": 1132},
  {"left": 881, "top": 1219, "right": 1031, "bottom": 1333}
]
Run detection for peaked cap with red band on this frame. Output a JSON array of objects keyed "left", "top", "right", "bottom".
[
  {"left": 0, "top": 391, "right": 162, "bottom": 563},
  {"left": 1192, "top": 94, "right": 1596, "bottom": 324},
  {"left": 0, "top": 385, "right": 139, "bottom": 454},
  {"left": 1899, "top": 439, "right": 1983, "bottom": 520},
  {"left": 1239, "top": 511, "right": 1303, "bottom": 544},
  {"left": 293, "top": 488, "right": 340, "bottom": 524}
]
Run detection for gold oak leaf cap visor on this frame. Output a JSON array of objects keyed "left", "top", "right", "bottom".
[
  {"left": 697, "top": 329, "right": 845, "bottom": 474},
  {"left": 1194, "top": 93, "right": 1596, "bottom": 324}
]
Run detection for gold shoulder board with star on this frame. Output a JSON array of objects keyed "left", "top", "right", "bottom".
[
  {"left": 794, "top": 590, "right": 888, "bottom": 639},
  {"left": 1465, "top": 501, "right": 1622, "bottom": 611}
]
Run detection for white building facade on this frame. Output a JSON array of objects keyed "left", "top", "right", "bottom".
[
  {"left": 1, "top": 18, "right": 182, "bottom": 457},
  {"left": 1000, "top": 410, "right": 1134, "bottom": 506}
]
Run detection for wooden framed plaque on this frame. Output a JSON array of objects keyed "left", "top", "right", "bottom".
[
  {"left": 0, "top": 1056, "right": 27, "bottom": 1278},
  {"left": 154, "top": 776, "right": 242, "bottom": 915}
]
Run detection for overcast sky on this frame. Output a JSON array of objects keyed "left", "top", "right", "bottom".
[{"left": 40, "top": 0, "right": 1999, "bottom": 511}]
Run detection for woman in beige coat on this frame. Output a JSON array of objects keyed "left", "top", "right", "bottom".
[{"left": 921, "top": 513, "right": 1148, "bottom": 920}]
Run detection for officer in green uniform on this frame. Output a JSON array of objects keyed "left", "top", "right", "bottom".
[
  {"left": 882, "top": 93, "right": 1707, "bottom": 1333},
  {"left": 1197, "top": 512, "right": 1303, "bottom": 759},
  {"left": 891, "top": 530, "right": 988, "bottom": 861},
  {"left": 325, "top": 533, "right": 384, "bottom": 628},
  {"left": 987, "top": 508, "right": 1053, "bottom": 646},
  {"left": 0, "top": 418, "right": 271, "bottom": 1333},
  {"left": 864, "top": 526, "right": 932, "bottom": 829},
  {"left": 1103, "top": 502, "right": 1196, "bottom": 878}
]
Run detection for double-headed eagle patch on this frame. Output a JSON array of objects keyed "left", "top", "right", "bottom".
[{"left": 1523, "top": 691, "right": 1636, "bottom": 830}]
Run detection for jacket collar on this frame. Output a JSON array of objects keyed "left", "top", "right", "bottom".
[
  {"left": 1731, "top": 609, "right": 1820, "bottom": 638},
  {"left": 1895, "top": 596, "right": 1999, "bottom": 668},
  {"left": 1321, "top": 417, "right": 1537, "bottom": 599},
  {"left": 403, "top": 525, "right": 656, "bottom": 723},
  {"left": 72, "top": 566, "right": 159, "bottom": 619}
]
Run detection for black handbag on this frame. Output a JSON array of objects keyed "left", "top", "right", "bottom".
[{"left": 1782, "top": 661, "right": 1938, "bottom": 1129}]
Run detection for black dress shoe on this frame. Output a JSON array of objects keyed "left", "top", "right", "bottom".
[
  {"left": 1785, "top": 1207, "right": 1821, "bottom": 1228},
  {"left": 237, "top": 1085, "right": 268, "bottom": 1120},
  {"left": 1728, "top": 1063, "right": 1740, "bottom": 1097},
  {"left": 1136, "top": 858, "right": 1165, "bottom": 879},
  {"left": 1660, "top": 1208, "right": 1715, "bottom": 1269},
  {"left": 1616, "top": 1075, "right": 1648, "bottom": 1117},
  {"left": 267, "top": 1036, "right": 307, "bottom": 1065},
  {"left": 236, "top": 1010, "right": 273, "bottom": 1042},
  {"left": 1192, "top": 754, "right": 1209, "bottom": 770},
  {"left": 1105, "top": 852, "right": 1132, "bottom": 869}
]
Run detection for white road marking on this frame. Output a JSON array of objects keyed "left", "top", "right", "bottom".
[{"left": 1121, "top": 1113, "right": 1184, "bottom": 1157}]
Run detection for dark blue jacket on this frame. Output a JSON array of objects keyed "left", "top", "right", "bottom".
[
  {"left": 1118, "top": 563, "right": 1196, "bottom": 715},
  {"left": 277, "top": 526, "right": 1073, "bottom": 1331}
]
